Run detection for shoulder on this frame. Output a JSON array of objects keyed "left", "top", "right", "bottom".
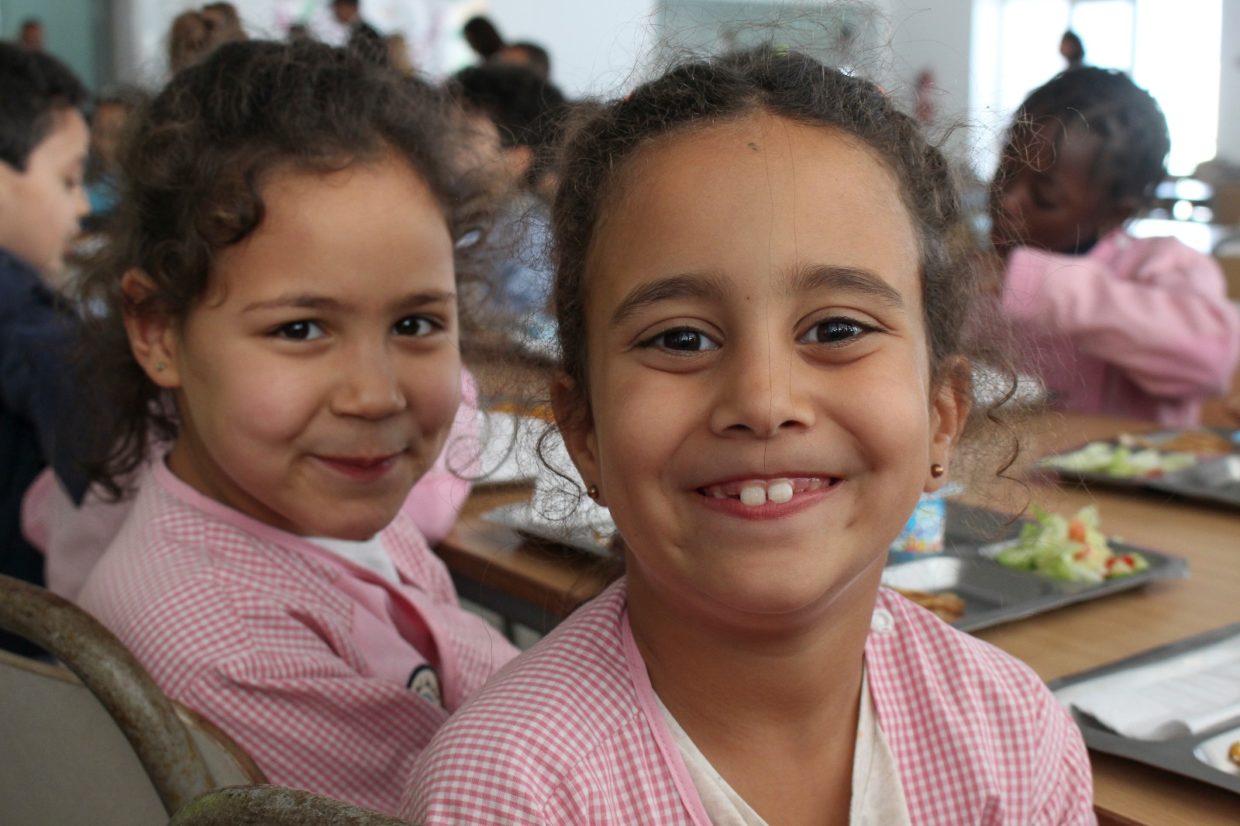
[
  {"left": 408, "top": 583, "right": 651, "bottom": 819},
  {"left": 871, "top": 590, "right": 1091, "bottom": 818}
]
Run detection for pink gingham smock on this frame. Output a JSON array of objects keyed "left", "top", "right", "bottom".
[
  {"left": 77, "top": 460, "right": 518, "bottom": 815},
  {"left": 1003, "top": 229, "right": 1240, "bottom": 427},
  {"left": 404, "top": 579, "right": 1095, "bottom": 825}
]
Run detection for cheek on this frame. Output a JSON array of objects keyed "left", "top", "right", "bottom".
[{"left": 405, "top": 355, "right": 462, "bottom": 435}]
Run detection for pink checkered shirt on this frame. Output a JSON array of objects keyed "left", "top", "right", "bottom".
[
  {"left": 78, "top": 461, "right": 518, "bottom": 815},
  {"left": 404, "top": 580, "right": 1095, "bottom": 824}
]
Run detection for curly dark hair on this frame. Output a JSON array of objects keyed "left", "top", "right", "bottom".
[
  {"left": 553, "top": 47, "right": 1008, "bottom": 437},
  {"left": 79, "top": 39, "right": 493, "bottom": 497},
  {"left": 448, "top": 63, "right": 567, "bottom": 186},
  {"left": 0, "top": 42, "right": 87, "bottom": 171},
  {"left": 1005, "top": 67, "right": 1169, "bottom": 209}
]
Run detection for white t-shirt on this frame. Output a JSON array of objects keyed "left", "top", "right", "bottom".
[
  {"left": 308, "top": 534, "right": 399, "bottom": 584},
  {"left": 656, "top": 670, "right": 912, "bottom": 825}
]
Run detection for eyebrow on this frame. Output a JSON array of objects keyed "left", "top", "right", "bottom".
[
  {"left": 610, "top": 273, "right": 727, "bottom": 326},
  {"left": 242, "top": 289, "right": 457, "bottom": 313},
  {"left": 787, "top": 264, "right": 906, "bottom": 309}
]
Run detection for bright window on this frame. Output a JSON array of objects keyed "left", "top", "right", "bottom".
[{"left": 977, "top": 0, "right": 1222, "bottom": 176}]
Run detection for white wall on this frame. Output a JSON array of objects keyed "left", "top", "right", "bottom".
[
  {"left": 486, "top": 0, "right": 661, "bottom": 96},
  {"left": 1218, "top": 0, "right": 1240, "bottom": 164}
]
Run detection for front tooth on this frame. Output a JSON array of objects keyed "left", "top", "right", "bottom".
[
  {"left": 768, "top": 480, "right": 793, "bottom": 503},
  {"left": 739, "top": 484, "right": 767, "bottom": 507}
]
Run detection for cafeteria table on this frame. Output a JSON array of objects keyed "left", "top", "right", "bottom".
[{"left": 435, "top": 412, "right": 1240, "bottom": 824}]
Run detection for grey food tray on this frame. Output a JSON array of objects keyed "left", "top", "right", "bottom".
[
  {"left": 1048, "top": 623, "right": 1240, "bottom": 796},
  {"left": 1041, "top": 429, "right": 1240, "bottom": 508},
  {"left": 1148, "top": 455, "right": 1240, "bottom": 509},
  {"left": 882, "top": 504, "right": 1188, "bottom": 633}
]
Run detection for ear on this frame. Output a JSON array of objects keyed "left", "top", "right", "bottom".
[
  {"left": 550, "top": 372, "right": 603, "bottom": 501},
  {"left": 925, "top": 357, "right": 972, "bottom": 493},
  {"left": 120, "top": 269, "right": 182, "bottom": 389}
]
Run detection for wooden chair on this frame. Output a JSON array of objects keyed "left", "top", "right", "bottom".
[
  {"left": 168, "top": 785, "right": 409, "bottom": 825},
  {"left": 0, "top": 573, "right": 263, "bottom": 825}
]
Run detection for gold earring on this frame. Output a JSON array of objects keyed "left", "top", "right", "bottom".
[
  {"left": 930, "top": 463, "right": 945, "bottom": 478},
  {"left": 587, "top": 484, "right": 599, "bottom": 501}
]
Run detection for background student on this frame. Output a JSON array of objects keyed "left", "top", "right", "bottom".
[
  {"left": 990, "top": 67, "right": 1240, "bottom": 427},
  {"left": 0, "top": 43, "right": 90, "bottom": 656}
]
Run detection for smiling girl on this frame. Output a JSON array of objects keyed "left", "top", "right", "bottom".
[
  {"left": 405, "top": 49, "right": 1093, "bottom": 824},
  {"left": 74, "top": 41, "right": 516, "bottom": 815}
]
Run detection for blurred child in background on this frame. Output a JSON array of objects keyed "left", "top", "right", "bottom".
[
  {"left": 0, "top": 44, "right": 90, "bottom": 655},
  {"left": 991, "top": 68, "right": 1239, "bottom": 427}
]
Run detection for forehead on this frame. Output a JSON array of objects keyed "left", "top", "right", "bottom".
[
  {"left": 587, "top": 114, "right": 921, "bottom": 306},
  {"left": 29, "top": 109, "right": 88, "bottom": 165}
]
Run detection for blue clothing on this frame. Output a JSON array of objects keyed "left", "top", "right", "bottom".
[{"left": 0, "top": 248, "right": 88, "bottom": 654}]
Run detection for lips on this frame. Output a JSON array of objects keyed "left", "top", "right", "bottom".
[{"left": 313, "top": 451, "right": 406, "bottom": 482}]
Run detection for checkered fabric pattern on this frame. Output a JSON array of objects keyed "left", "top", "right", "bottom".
[
  {"left": 78, "top": 461, "right": 518, "bottom": 816},
  {"left": 404, "top": 580, "right": 1095, "bottom": 824}
]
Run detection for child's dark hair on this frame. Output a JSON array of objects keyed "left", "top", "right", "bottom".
[
  {"left": 553, "top": 47, "right": 999, "bottom": 422},
  {"left": 449, "top": 64, "right": 567, "bottom": 185},
  {"left": 79, "top": 39, "right": 492, "bottom": 498},
  {"left": 0, "top": 42, "right": 87, "bottom": 171},
  {"left": 1010, "top": 67, "right": 1169, "bottom": 208}
]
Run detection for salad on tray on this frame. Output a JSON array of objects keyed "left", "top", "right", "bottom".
[
  {"left": 991, "top": 505, "right": 1149, "bottom": 584},
  {"left": 1039, "top": 441, "right": 1197, "bottom": 479}
]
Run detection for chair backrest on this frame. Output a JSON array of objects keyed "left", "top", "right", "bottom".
[
  {"left": 168, "top": 785, "right": 410, "bottom": 826},
  {"left": 0, "top": 574, "right": 245, "bottom": 823}
]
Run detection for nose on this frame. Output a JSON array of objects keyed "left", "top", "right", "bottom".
[
  {"left": 708, "top": 336, "right": 815, "bottom": 438},
  {"left": 331, "top": 345, "right": 408, "bottom": 420}
]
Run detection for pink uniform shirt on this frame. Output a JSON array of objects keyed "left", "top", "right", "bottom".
[
  {"left": 1003, "top": 230, "right": 1240, "bottom": 427},
  {"left": 78, "top": 460, "right": 517, "bottom": 816},
  {"left": 404, "top": 579, "right": 1096, "bottom": 824}
]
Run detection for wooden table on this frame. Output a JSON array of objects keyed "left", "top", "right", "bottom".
[{"left": 437, "top": 411, "right": 1240, "bottom": 824}]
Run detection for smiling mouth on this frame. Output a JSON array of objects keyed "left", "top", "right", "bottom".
[
  {"left": 698, "top": 476, "right": 841, "bottom": 508},
  {"left": 313, "top": 452, "right": 406, "bottom": 481}
]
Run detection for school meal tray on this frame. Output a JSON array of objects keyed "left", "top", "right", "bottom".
[
  {"left": 1038, "top": 428, "right": 1240, "bottom": 509},
  {"left": 882, "top": 504, "right": 1186, "bottom": 633},
  {"left": 483, "top": 501, "right": 1187, "bottom": 633},
  {"left": 1048, "top": 623, "right": 1240, "bottom": 796}
]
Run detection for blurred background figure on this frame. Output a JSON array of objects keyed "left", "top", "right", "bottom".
[
  {"left": 167, "top": 10, "right": 216, "bottom": 74},
  {"left": 287, "top": 23, "right": 313, "bottom": 44},
  {"left": 448, "top": 64, "right": 567, "bottom": 334},
  {"left": 386, "top": 33, "right": 415, "bottom": 75},
  {"left": 463, "top": 15, "right": 504, "bottom": 63},
  {"left": 18, "top": 18, "right": 43, "bottom": 51},
  {"left": 493, "top": 41, "right": 551, "bottom": 80},
  {"left": 1060, "top": 30, "right": 1085, "bottom": 71},
  {"left": 83, "top": 87, "right": 146, "bottom": 228},
  {"left": 330, "top": 0, "right": 387, "bottom": 65},
  {"left": 202, "top": 2, "right": 247, "bottom": 42}
]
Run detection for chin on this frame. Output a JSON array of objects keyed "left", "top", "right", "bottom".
[{"left": 305, "top": 507, "right": 400, "bottom": 541}]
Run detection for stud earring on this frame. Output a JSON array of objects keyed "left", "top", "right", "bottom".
[
  {"left": 930, "top": 463, "right": 945, "bottom": 478},
  {"left": 587, "top": 484, "right": 600, "bottom": 501},
  {"left": 155, "top": 362, "right": 166, "bottom": 372}
]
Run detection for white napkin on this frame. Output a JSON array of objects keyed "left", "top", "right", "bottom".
[{"left": 1060, "top": 635, "right": 1240, "bottom": 740}]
